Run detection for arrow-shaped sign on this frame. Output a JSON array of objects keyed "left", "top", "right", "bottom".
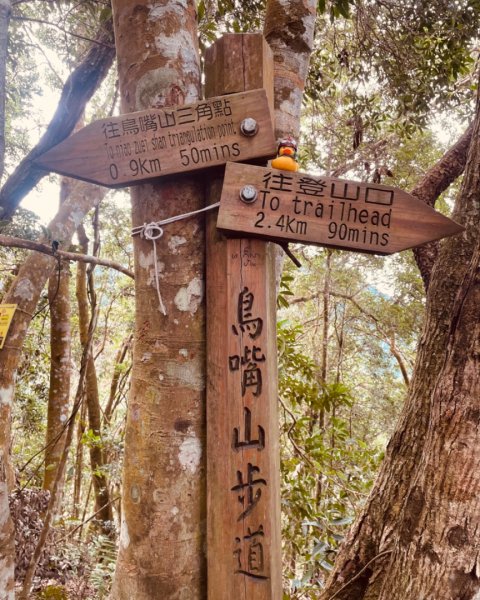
[
  {"left": 217, "top": 162, "right": 464, "bottom": 254},
  {"left": 35, "top": 90, "right": 276, "bottom": 188}
]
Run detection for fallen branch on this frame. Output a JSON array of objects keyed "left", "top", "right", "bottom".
[{"left": 0, "top": 234, "right": 134, "bottom": 278}]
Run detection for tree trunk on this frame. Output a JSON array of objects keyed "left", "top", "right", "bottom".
[
  {"left": 263, "top": 0, "right": 316, "bottom": 140},
  {"left": 315, "top": 250, "right": 331, "bottom": 505},
  {"left": 0, "top": 181, "right": 104, "bottom": 474},
  {"left": 411, "top": 122, "right": 473, "bottom": 289},
  {"left": 43, "top": 261, "right": 71, "bottom": 494},
  {"left": 104, "top": 335, "right": 132, "bottom": 425},
  {"left": 321, "top": 74, "right": 480, "bottom": 600},
  {"left": 263, "top": 0, "right": 317, "bottom": 277},
  {"left": 0, "top": 180, "right": 104, "bottom": 591},
  {"left": 72, "top": 400, "right": 87, "bottom": 519},
  {"left": 0, "top": 450, "right": 14, "bottom": 600},
  {"left": 19, "top": 310, "right": 98, "bottom": 600},
  {"left": 43, "top": 177, "right": 73, "bottom": 495},
  {"left": 0, "top": 19, "right": 114, "bottom": 220},
  {"left": 76, "top": 225, "right": 113, "bottom": 535},
  {"left": 110, "top": 1, "right": 206, "bottom": 597}
]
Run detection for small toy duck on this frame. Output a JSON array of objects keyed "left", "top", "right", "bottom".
[{"left": 271, "top": 136, "right": 299, "bottom": 172}]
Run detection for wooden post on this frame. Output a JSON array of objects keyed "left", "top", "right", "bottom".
[{"left": 205, "top": 35, "right": 282, "bottom": 599}]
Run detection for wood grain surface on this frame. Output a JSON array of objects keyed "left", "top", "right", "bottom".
[
  {"left": 218, "top": 162, "right": 464, "bottom": 254},
  {"left": 35, "top": 90, "right": 276, "bottom": 187},
  {"left": 206, "top": 35, "right": 282, "bottom": 600}
]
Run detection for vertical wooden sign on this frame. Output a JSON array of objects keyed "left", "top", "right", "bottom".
[{"left": 206, "top": 35, "right": 282, "bottom": 599}]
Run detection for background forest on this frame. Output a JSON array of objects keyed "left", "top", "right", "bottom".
[{"left": 0, "top": 0, "right": 478, "bottom": 598}]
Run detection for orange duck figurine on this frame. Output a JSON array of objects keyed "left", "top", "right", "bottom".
[{"left": 271, "top": 136, "right": 299, "bottom": 172}]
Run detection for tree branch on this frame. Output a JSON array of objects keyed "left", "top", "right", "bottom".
[
  {"left": 12, "top": 15, "right": 115, "bottom": 48},
  {"left": 0, "top": 234, "right": 134, "bottom": 278},
  {"left": 331, "top": 138, "right": 391, "bottom": 178},
  {"left": 55, "top": 496, "right": 121, "bottom": 546},
  {"left": 291, "top": 289, "right": 411, "bottom": 386},
  {"left": 0, "top": 17, "right": 115, "bottom": 220},
  {"left": 278, "top": 396, "right": 315, "bottom": 467},
  {"left": 411, "top": 121, "right": 473, "bottom": 289}
]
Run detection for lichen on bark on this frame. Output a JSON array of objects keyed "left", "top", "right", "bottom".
[
  {"left": 264, "top": 0, "right": 316, "bottom": 140},
  {"left": 110, "top": 1, "right": 206, "bottom": 598}
]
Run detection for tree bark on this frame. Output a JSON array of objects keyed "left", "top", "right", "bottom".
[
  {"left": 321, "top": 76, "right": 480, "bottom": 600},
  {"left": 43, "top": 177, "right": 72, "bottom": 495},
  {"left": 264, "top": 0, "right": 317, "bottom": 140},
  {"left": 0, "top": 18, "right": 114, "bottom": 220},
  {"left": 110, "top": 1, "right": 206, "bottom": 598},
  {"left": 43, "top": 261, "right": 71, "bottom": 494},
  {"left": 263, "top": 0, "right": 317, "bottom": 277},
  {"left": 72, "top": 400, "right": 87, "bottom": 519},
  {"left": 0, "top": 449, "right": 14, "bottom": 600}
]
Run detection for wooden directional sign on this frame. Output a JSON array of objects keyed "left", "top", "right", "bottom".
[
  {"left": 35, "top": 90, "right": 276, "bottom": 187},
  {"left": 217, "top": 162, "right": 464, "bottom": 254}
]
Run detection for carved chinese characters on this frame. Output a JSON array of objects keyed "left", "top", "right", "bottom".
[
  {"left": 35, "top": 90, "right": 276, "bottom": 187},
  {"left": 234, "top": 524, "right": 268, "bottom": 580},
  {"left": 218, "top": 162, "right": 464, "bottom": 255},
  {"left": 229, "top": 286, "right": 270, "bottom": 578},
  {"left": 206, "top": 236, "right": 282, "bottom": 599}
]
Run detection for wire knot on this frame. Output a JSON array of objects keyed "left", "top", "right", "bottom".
[{"left": 142, "top": 223, "right": 164, "bottom": 241}]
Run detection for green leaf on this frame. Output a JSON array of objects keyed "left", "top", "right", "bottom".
[{"left": 317, "top": 0, "right": 326, "bottom": 13}]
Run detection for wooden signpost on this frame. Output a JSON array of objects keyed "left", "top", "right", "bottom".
[
  {"left": 205, "top": 35, "right": 282, "bottom": 600},
  {"left": 35, "top": 89, "right": 276, "bottom": 187},
  {"left": 217, "top": 162, "right": 464, "bottom": 254},
  {"left": 34, "top": 30, "right": 466, "bottom": 600}
]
